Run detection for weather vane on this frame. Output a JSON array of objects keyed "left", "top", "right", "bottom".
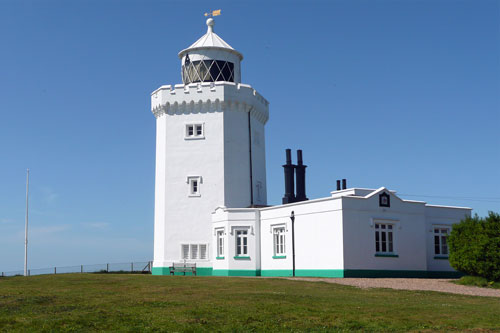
[{"left": 204, "top": 9, "right": 221, "bottom": 17}]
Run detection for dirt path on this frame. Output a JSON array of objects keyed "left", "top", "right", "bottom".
[{"left": 282, "top": 278, "right": 500, "bottom": 298}]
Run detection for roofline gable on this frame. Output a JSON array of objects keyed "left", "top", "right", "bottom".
[{"left": 364, "top": 187, "right": 404, "bottom": 203}]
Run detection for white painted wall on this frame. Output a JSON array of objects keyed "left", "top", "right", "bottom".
[
  {"left": 209, "top": 188, "right": 472, "bottom": 276},
  {"left": 425, "top": 205, "right": 471, "bottom": 272},
  {"left": 342, "top": 191, "right": 428, "bottom": 271},
  {"left": 341, "top": 189, "right": 471, "bottom": 273},
  {"left": 154, "top": 109, "right": 224, "bottom": 268},
  {"left": 152, "top": 82, "right": 268, "bottom": 269},
  {"left": 260, "top": 198, "right": 344, "bottom": 273},
  {"left": 153, "top": 116, "right": 167, "bottom": 265},
  {"left": 211, "top": 207, "right": 261, "bottom": 272},
  {"left": 223, "top": 109, "right": 267, "bottom": 208}
]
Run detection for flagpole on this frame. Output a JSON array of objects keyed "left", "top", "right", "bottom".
[{"left": 24, "top": 169, "right": 29, "bottom": 277}]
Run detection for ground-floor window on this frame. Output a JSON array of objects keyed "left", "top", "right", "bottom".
[
  {"left": 236, "top": 230, "right": 248, "bottom": 256},
  {"left": 375, "top": 223, "right": 394, "bottom": 253},
  {"left": 216, "top": 230, "right": 224, "bottom": 257},
  {"left": 273, "top": 227, "right": 285, "bottom": 256},
  {"left": 181, "top": 244, "right": 208, "bottom": 260},
  {"left": 434, "top": 228, "right": 449, "bottom": 256}
]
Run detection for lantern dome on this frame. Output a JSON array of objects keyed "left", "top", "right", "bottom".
[{"left": 178, "top": 18, "right": 243, "bottom": 84}]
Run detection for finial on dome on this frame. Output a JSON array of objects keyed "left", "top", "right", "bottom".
[{"left": 206, "top": 18, "right": 214, "bottom": 33}]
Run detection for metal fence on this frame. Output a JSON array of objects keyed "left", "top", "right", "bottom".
[{"left": 1, "top": 261, "right": 152, "bottom": 277}]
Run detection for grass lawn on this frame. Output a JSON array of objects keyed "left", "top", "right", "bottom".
[{"left": 1, "top": 274, "right": 500, "bottom": 331}]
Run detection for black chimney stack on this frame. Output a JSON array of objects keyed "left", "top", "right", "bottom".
[
  {"left": 295, "top": 150, "right": 308, "bottom": 202},
  {"left": 336, "top": 180, "right": 341, "bottom": 191},
  {"left": 282, "top": 149, "right": 296, "bottom": 204},
  {"left": 342, "top": 179, "right": 347, "bottom": 190}
]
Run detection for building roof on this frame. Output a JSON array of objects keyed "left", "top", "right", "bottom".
[{"left": 178, "top": 18, "right": 243, "bottom": 60}]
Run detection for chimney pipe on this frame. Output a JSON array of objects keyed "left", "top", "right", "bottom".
[
  {"left": 282, "top": 149, "right": 296, "bottom": 204},
  {"left": 342, "top": 179, "right": 347, "bottom": 190},
  {"left": 336, "top": 180, "right": 341, "bottom": 191},
  {"left": 295, "top": 150, "right": 308, "bottom": 202}
]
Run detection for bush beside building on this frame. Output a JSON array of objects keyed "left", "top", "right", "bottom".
[{"left": 449, "top": 212, "right": 500, "bottom": 281}]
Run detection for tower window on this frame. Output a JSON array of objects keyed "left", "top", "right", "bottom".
[
  {"left": 185, "top": 123, "right": 204, "bottom": 140},
  {"left": 181, "top": 244, "right": 208, "bottom": 260},
  {"left": 187, "top": 176, "right": 202, "bottom": 197}
]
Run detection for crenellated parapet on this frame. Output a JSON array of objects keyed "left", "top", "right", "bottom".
[{"left": 151, "top": 81, "right": 269, "bottom": 124}]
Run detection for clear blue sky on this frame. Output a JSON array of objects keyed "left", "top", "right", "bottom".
[{"left": 1, "top": 0, "right": 499, "bottom": 272}]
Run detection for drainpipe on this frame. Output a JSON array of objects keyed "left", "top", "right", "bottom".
[{"left": 291, "top": 211, "right": 295, "bottom": 277}]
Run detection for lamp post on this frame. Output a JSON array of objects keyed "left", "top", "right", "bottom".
[
  {"left": 290, "top": 210, "right": 295, "bottom": 277},
  {"left": 24, "top": 169, "right": 29, "bottom": 277}
]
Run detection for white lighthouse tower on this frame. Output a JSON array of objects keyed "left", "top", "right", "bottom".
[{"left": 151, "top": 18, "right": 269, "bottom": 275}]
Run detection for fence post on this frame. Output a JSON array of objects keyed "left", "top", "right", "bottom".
[
  {"left": 28, "top": 269, "right": 30, "bottom": 276},
  {"left": 131, "top": 262, "right": 133, "bottom": 272},
  {"left": 106, "top": 263, "right": 109, "bottom": 273},
  {"left": 81, "top": 265, "right": 83, "bottom": 273},
  {"left": 1, "top": 272, "right": 3, "bottom": 277},
  {"left": 54, "top": 267, "right": 56, "bottom": 274}
]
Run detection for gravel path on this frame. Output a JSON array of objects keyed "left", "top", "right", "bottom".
[{"left": 283, "top": 278, "right": 500, "bottom": 298}]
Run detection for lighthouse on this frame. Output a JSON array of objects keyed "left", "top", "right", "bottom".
[{"left": 151, "top": 18, "right": 269, "bottom": 275}]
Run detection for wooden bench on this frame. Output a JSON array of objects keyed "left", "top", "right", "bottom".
[{"left": 169, "top": 262, "right": 196, "bottom": 276}]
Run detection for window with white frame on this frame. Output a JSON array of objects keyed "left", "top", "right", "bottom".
[
  {"left": 216, "top": 230, "right": 224, "bottom": 257},
  {"left": 181, "top": 244, "right": 208, "bottom": 260},
  {"left": 375, "top": 223, "right": 394, "bottom": 253},
  {"left": 434, "top": 228, "right": 449, "bottom": 256},
  {"left": 185, "top": 123, "right": 204, "bottom": 139},
  {"left": 273, "top": 227, "right": 285, "bottom": 256},
  {"left": 182, "top": 244, "right": 190, "bottom": 259},
  {"left": 187, "top": 176, "right": 201, "bottom": 197},
  {"left": 235, "top": 230, "right": 248, "bottom": 256},
  {"left": 199, "top": 244, "right": 207, "bottom": 259}
]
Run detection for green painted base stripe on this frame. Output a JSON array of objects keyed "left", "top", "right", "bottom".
[
  {"left": 261, "top": 270, "right": 293, "bottom": 277},
  {"left": 151, "top": 267, "right": 213, "bottom": 276},
  {"left": 261, "top": 270, "right": 343, "bottom": 277},
  {"left": 212, "top": 269, "right": 261, "bottom": 276},
  {"left": 152, "top": 267, "right": 168, "bottom": 275},
  {"left": 153, "top": 267, "right": 462, "bottom": 278},
  {"left": 375, "top": 254, "right": 399, "bottom": 258},
  {"left": 344, "top": 269, "right": 463, "bottom": 278},
  {"left": 262, "top": 269, "right": 461, "bottom": 278},
  {"left": 296, "top": 269, "right": 344, "bottom": 278},
  {"left": 426, "top": 270, "right": 464, "bottom": 278}
]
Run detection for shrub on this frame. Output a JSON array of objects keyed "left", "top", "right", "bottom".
[
  {"left": 455, "top": 275, "right": 500, "bottom": 289},
  {"left": 448, "top": 212, "right": 500, "bottom": 281}
]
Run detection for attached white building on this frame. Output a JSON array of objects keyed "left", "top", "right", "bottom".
[
  {"left": 212, "top": 187, "right": 470, "bottom": 277},
  {"left": 151, "top": 18, "right": 471, "bottom": 278}
]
